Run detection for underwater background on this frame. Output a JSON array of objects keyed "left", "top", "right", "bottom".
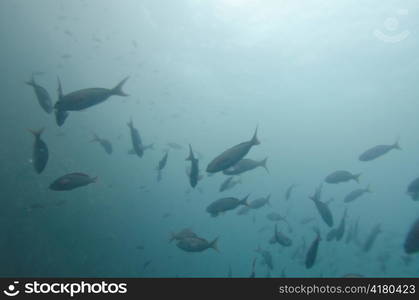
[{"left": 0, "top": 0, "right": 418, "bottom": 277}]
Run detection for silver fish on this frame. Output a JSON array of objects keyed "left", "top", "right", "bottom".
[
  {"left": 325, "top": 170, "right": 361, "bottom": 184},
  {"left": 359, "top": 140, "right": 400, "bottom": 161}
]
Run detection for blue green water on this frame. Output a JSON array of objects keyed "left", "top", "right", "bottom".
[{"left": 1, "top": 0, "right": 418, "bottom": 277}]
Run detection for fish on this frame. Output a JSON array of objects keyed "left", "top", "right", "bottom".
[
  {"left": 219, "top": 176, "right": 241, "bottom": 192},
  {"left": 186, "top": 144, "right": 199, "bottom": 188},
  {"left": 175, "top": 236, "right": 219, "bottom": 253},
  {"left": 309, "top": 184, "right": 334, "bottom": 227},
  {"left": 362, "top": 224, "right": 381, "bottom": 252},
  {"left": 55, "top": 76, "right": 129, "bottom": 111},
  {"left": 127, "top": 119, "right": 144, "bottom": 157},
  {"left": 359, "top": 140, "right": 400, "bottom": 161},
  {"left": 270, "top": 224, "right": 292, "bottom": 247},
  {"left": 404, "top": 217, "right": 419, "bottom": 254},
  {"left": 206, "top": 127, "right": 260, "bottom": 173},
  {"left": 54, "top": 109, "right": 69, "bottom": 127},
  {"left": 335, "top": 208, "right": 348, "bottom": 241},
  {"left": 28, "top": 128, "right": 48, "bottom": 174},
  {"left": 157, "top": 151, "right": 169, "bottom": 171},
  {"left": 285, "top": 184, "right": 297, "bottom": 201},
  {"left": 222, "top": 157, "right": 268, "bottom": 175},
  {"left": 90, "top": 133, "right": 112, "bottom": 154},
  {"left": 49, "top": 173, "right": 97, "bottom": 191},
  {"left": 206, "top": 194, "right": 249, "bottom": 217},
  {"left": 344, "top": 185, "right": 371, "bottom": 203},
  {"left": 249, "top": 194, "right": 271, "bottom": 209},
  {"left": 255, "top": 246, "right": 274, "bottom": 270},
  {"left": 237, "top": 206, "right": 251, "bottom": 216},
  {"left": 166, "top": 142, "right": 183, "bottom": 150},
  {"left": 169, "top": 228, "right": 197, "bottom": 243},
  {"left": 324, "top": 170, "right": 361, "bottom": 184},
  {"left": 406, "top": 177, "right": 419, "bottom": 201},
  {"left": 249, "top": 258, "right": 257, "bottom": 278},
  {"left": 305, "top": 228, "right": 321, "bottom": 269},
  {"left": 26, "top": 75, "right": 53, "bottom": 114},
  {"left": 156, "top": 151, "right": 169, "bottom": 181}
]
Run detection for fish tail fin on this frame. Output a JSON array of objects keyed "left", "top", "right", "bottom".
[
  {"left": 241, "top": 194, "right": 251, "bottom": 206},
  {"left": 251, "top": 126, "right": 260, "bottom": 145},
  {"left": 261, "top": 157, "right": 269, "bottom": 173},
  {"left": 28, "top": 128, "right": 44, "bottom": 138},
  {"left": 210, "top": 237, "right": 219, "bottom": 252},
  {"left": 91, "top": 176, "right": 98, "bottom": 183},
  {"left": 185, "top": 144, "right": 194, "bottom": 161},
  {"left": 353, "top": 173, "right": 361, "bottom": 183},
  {"left": 112, "top": 76, "right": 129, "bottom": 96}
]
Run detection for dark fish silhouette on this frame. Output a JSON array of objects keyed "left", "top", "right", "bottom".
[
  {"left": 305, "top": 228, "right": 321, "bottom": 269},
  {"left": 206, "top": 127, "right": 260, "bottom": 173},
  {"left": 359, "top": 140, "right": 400, "bottom": 161},
  {"left": 335, "top": 208, "right": 348, "bottom": 241},
  {"left": 186, "top": 144, "right": 199, "bottom": 188},
  {"left": 175, "top": 236, "right": 218, "bottom": 253},
  {"left": 127, "top": 119, "right": 144, "bottom": 157},
  {"left": 249, "top": 258, "right": 257, "bottom": 278},
  {"left": 404, "top": 217, "right": 419, "bottom": 254},
  {"left": 271, "top": 224, "right": 292, "bottom": 247},
  {"left": 406, "top": 177, "right": 419, "bottom": 201},
  {"left": 26, "top": 75, "right": 53, "bottom": 113},
  {"left": 309, "top": 184, "right": 334, "bottom": 227},
  {"left": 49, "top": 173, "right": 97, "bottom": 191},
  {"left": 363, "top": 224, "right": 381, "bottom": 252},
  {"left": 55, "top": 76, "right": 129, "bottom": 111},
  {"left": 344, "top": 185, "right": 371, "bottom": 203},
  {"left": 54, "top": 109, "right": 69, "bottom": 127},
  {"left": 157, "top": 151, "right": 169, "bottom": 171},
  {"left": 206, "top": 195, "right": 249, "bottom": 217},
  {"left": 285, "top": 184, "right": 297, "bottom": 201},
  {"left": 90, "top": 133, "right": 112, "bottom": 154},
  {"left": 29, "top": 128, "right": 49, "bottom": 174}
]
